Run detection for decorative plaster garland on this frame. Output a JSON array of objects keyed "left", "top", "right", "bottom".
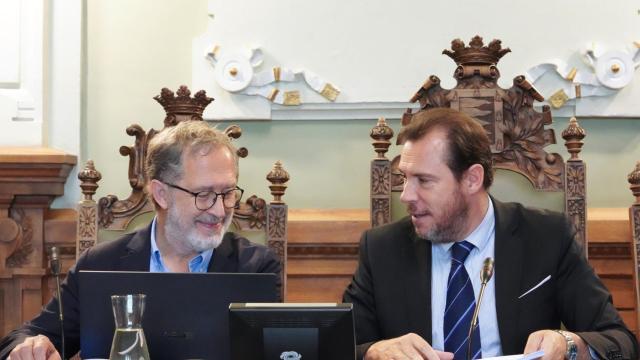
[
  {"left": 205, "top": 45, "right": 340, "bottom": 105},
  {"left": 525, "top": 42, "right": 640, "bottom": 108}
]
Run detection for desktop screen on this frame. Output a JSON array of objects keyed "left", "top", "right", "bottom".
[{"left": 229, "top": 303, "right": 355, "bottom": 360}]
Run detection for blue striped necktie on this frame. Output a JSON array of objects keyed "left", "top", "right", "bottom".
[{"left": 444, "top": 240, "right": 481, "bottom": 360}]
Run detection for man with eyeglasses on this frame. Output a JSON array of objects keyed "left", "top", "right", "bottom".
[{"left": 0, "top": 121, "right": 281, "bottom": 360}]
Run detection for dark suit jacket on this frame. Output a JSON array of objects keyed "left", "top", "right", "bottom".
[
  {"left": 343, "top": 199, "right": 638, "bottom": 360},
  {"left": 0, "top": 224, "right": 281, "bottom": 359}
]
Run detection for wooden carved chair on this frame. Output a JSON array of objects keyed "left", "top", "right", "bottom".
[
  {"left": 369, "top": 35, "right": 588, "bottom": 254},
  {"left": 76, "top": 86, "right": 290, "bottom": 299},
  {"left": 628, "top": 162, "right": 640, "bottom": 338}
]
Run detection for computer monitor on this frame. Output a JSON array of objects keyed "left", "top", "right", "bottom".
[
  {"left": 229, "top": 303, "right": 355, "bottom": 360},
  {"left": 79, "top": 271, "right": 278, "bottom": 360}
]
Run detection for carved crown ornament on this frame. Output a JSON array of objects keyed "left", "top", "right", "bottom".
[
  {"left": 400, "top": 36, "right": 587, "bottom": 193},
  {"left": 443, "top": 36, "right": 511, "bottom": 66},
  {"left": 92, "top": 86, "right": 215, "bottom": 228},
  {"left": 153, "top": 85, "right": 214, "bottom": 127},
  {"left": 87, "top": 85, "right": 268, "bottom": 230}
]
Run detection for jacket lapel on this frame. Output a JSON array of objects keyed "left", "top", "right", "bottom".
[
  {"left": 120, "top": 224, "right": 154, "bottom": 271},
  {"left": 403, "top": 227, "right": 432, "bottom": 343},
  {"left": 492, "top": 199, "right": 525, "bottom": 354},
  {"left": 208, "top": 232, "right": 237, "bottom": 272}
]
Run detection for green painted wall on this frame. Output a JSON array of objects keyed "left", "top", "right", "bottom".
[{"left": 208, "top": 118, "right": 640, "bottom": 209}]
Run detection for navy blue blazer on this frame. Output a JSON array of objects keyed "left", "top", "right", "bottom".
[
  {"left": 343, "top": 199, "right": 637, "bottom": 360},
  {"left": 0, "top": 224, "right": 281, "bottom": 359}
]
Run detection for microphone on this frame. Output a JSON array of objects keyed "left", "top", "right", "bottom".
[
  {"left": 50, "top": 246, "right": 61, "bottom": 276},
  {"left": 467, "top": 257, "right": 494, "bottom": 360},
  {"left": 49, "top": 247, "right": 66, "bottom": 360}
]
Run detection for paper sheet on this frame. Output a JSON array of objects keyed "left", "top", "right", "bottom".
[{"left": 481, "top": 350, "right": 544, "bottom": 360}]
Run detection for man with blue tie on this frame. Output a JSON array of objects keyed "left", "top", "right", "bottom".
[{"left": 343, "top": 108, "right": 637, "bottom": 360}]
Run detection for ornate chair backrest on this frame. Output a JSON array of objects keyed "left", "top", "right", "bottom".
[
  {"left": 369, "top": 36, "right": 588, "bottom": 255},
  {"left": 76, "top": 86, "right": 289, "bottom": 299},
  {"left": 628, "top": 161, "right": 640, "bottom": 338}
]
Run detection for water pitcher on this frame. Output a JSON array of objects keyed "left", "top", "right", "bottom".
[{"left": 109, "top": 294, "right": 151, "bottom": 360}]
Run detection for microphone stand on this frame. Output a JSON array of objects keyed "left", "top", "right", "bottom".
[
  {"left": 50, "top": 247, "right": 66, "bottom": 360},
  {"left": 467, "top": 257, "right": 494, "bottom": 360}
]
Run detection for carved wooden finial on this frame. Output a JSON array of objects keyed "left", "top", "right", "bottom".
[
  {"left": 153, "top": 85, "right": 214, "bottom": 127},
  {"left": 224, "top": 124, "right": 242, "bottom": 139},
  {"left": 224, "top": 124, "right": 248, "bottom": 158},
  {"left": 628, "top": 161, "right": 640, "bottom": 204},
  {"left": 266, "top": 161, "right": 290, "bottom": 204},
  {"left": 370, "top": 117, "right": 394, "bottom": 159},
  {"left": 561, "top": 117, "right": 586, "bottom": 160},
  {"left": 78, "top": 160, "right": 102, "bottom": 201}
]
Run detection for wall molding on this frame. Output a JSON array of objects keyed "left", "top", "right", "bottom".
[
  {"left": 203, "top": 101, "right": 418, "bottom": 121},
  {"left": 204, "top": 100, "right": 640, "bottom": 121}
]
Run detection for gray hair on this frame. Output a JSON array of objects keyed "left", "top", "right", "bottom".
[{"left": 146, "top": 121, "right": 239, "bottom": 185}]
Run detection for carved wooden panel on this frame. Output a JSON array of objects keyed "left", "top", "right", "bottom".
[
  {"left": 409, "top": 75, "right": 565, "bottom": 191},
  {"left": 370, "top": 117, "right": 394, "bottom": 228},
  {"left": 77, "top": 203, "right": 98, "bottom": 257},
  {"left": 371, "top": 160, "right": 391, "bottom": 228},
  {"left": 450, "top": 89, "right": 505, "bottom": 152},
  {"left": 566, "top": 161, "right": 587, "bottom": 253},
  {"left": 267, "top": 203, "right": 288, "bottom": 300},
  {"left": 633, "top": 207, "right": 640, "bottom": 273},
  {"left": 371, "top": 161, "right": 391, "bottom": 195},
  {"left": 0, "top": 147, "right": 76, "bottom": 336},
  {"left": 232, "top": 195, "right": 267, "bottom": 230},
  {"left": 6, "top": 208, "right": 34, "bottom": 268},
  {"left": 628, "top": 161, "right": 640, "bottom": 338},
  {"left": 97, "top": 124, "right": 157, "bottom": 230}
]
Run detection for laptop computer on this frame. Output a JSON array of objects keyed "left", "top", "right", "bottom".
[{"left": 78, "top": 271, "right": 277, "bottom": 360}]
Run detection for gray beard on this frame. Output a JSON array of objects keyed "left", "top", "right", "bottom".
[{"left": 164, "top": 206, "right": 233, "bottom": 255}]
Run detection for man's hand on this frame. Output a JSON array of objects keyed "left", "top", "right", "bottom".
[
  {"left": 524, "top": 330, "right": 588, "bottom": 360},
  {"left": 364, "top": 333, "right": 454, "bottom": 360},
  {"left": 8, "top": 335, "right": 61, "bottom": 360}
]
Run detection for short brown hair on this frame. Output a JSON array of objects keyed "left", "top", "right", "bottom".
[
  {"left": 146, "top": 120, "right": 239, "bottom": 185},
  {"left": 398, "top": 108, "right": 494, "bottom": 188}
]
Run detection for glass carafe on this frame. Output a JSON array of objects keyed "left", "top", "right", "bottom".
[{"left": 109, "top": 294, "right": 151, "bottom": 360}]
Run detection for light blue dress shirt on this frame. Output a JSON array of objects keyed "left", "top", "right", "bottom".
[
  {"left": 149, "top": 217, "right": 214, "bottom": 273},
  {"left": 431, "top": 198, "right": 503, "bottom": 357},
  {"left": 429, "top": 199, "right": 599, "bottom": 359}
]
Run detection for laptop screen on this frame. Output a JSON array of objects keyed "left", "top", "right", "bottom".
[{"left": 79, "top": 271, "right": 277, "bottom": 360}]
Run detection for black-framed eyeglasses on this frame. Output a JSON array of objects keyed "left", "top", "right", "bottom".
[{"left": 164, "top": 182, "right": 244, "bottom": 210}]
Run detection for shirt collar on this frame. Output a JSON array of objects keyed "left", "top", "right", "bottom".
[
  {"left": 462, "top": 196, "right": 495, "bottom": 252},
  {"left": 150, "top": 216, "right": 214, "bottom": 273}
]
